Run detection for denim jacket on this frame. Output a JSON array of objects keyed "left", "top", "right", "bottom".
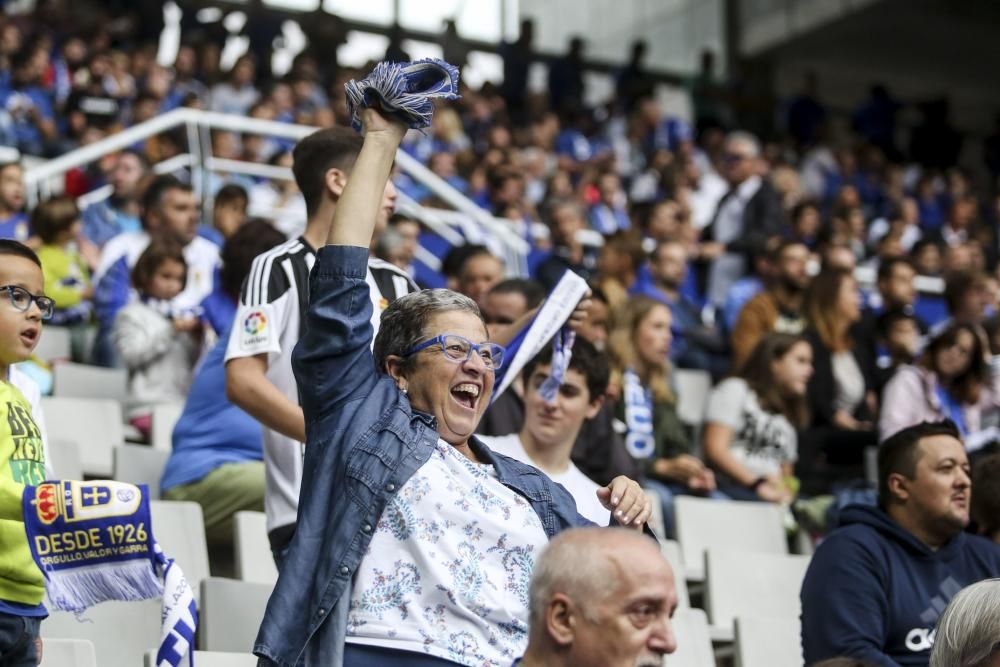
[{"left": 254, "top": 246, "right": 594, "bottom": 667}]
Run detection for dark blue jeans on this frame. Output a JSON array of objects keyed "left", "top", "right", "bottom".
[
  {"left": 0, "top": 613, "right": 41, "bottom": 667},
  {"left": 344, "top": 644, "right": 461, "bottom": 666}
]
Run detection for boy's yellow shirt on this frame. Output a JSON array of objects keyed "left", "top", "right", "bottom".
[{"left": 0, "top": 379, "right": 46, "bottom": 605}]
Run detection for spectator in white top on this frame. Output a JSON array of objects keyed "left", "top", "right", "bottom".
[
  {"left": 481, "top": 338, "right": 612, "bottom": 525},
  {"left": 703, "top": 333, "right": 812, "bottom": 503},
  {"left": 209, "top": 54, "right": 260, "bottom": 116},
  {"left": 516, "top": 526, "right": 678, "bottom": 667}
]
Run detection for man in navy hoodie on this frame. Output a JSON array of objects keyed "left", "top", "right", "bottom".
[{"left": 801, "top": 420, "right": 1000, "bottom": 666}]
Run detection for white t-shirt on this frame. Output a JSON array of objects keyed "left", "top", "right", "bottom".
[
  {"left": 704, "top": 378, "right": 797, "bottom": 479},
  {"left": 346, "top": 438, "right": 548, "bottom": 666},
  {"left": 480, "top": 434, "right": 609, "bottom": 526}
]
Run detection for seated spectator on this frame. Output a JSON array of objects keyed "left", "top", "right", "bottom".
[
  {"left": 880, "top": 324, "right": 1000, "bottom": 446},
  {"left": 589, "top": 171, "right": 631, "bottom": 235},
  {"left": 0, "top": 48, "right": 56, "bottom": 156},
  {"left": 789, "top": 199, "right": 822, "bottom": 250},
  {"left": 160, "top": 220, "right": 285, "bottom": 576},
  {"left": 481, "top": 278, "right": 546, "bottom": 341},
  {"left": 802, "top": 269, "right": 877, "bottom": 491},
  {"left": 478, "top": 278, "right": 546, "bottom": 437},
  {"left": 92, "top": 175, "right": 220, "bottom": 366},
  {"left": 596, "top": 231, "right": 646, "bottom": 309},
  {"left": 384, "top": 213, "right": 420, "bottom": 278},
  {"left": 577, "top": 287, "right": 611, "bottom": 351},
  {"left": 455, "top": 244, "right": 505, "bottom": 309},
  {"left": 873, "top": 308, "right": 920, "bottom": 394},
  {"left": 931, "top": 193, "right": 977, "bottom": 249},
  {"left": 535, "top": 198, "right": 598, "bottom": 290},
  {"left": 112, "top": 241, "right": 201, "bottom": 436},
  {"left": 209, "top": 54, "right": 259, "bottom": 115},
  {"left": 80, "top": 149, "right": 147, "bottom": 248},
  {"left": 516, "top": 527, "right": 677, "bottom": 667},
  {"left": 481, "top": 339, "right": 611, "bottom": 524},
  {"left": 703, "top": 333, "right": 811, "bottom": 503},
  {"left": 0, "top": 161, "right": 28, "bottom": 241},
  {"left": 700, "top": 130, "right": 785, "bottom": 306},
  {"left": 972, "top": 453, "right": 1000, "bottom": 545},
  {"left": 730, "top": 240, "right": 810, "bottom": 370},
  {"left": 912, "top": 238, "right": 943, "bottom": 277},
  {"left": 609, "top": 296, "right": 717, "bottom": 536},
  {"left": 30, "top": 197, "right": 92, "bottom": 359},
  {"left": 247, "top": 151, "right": 308, "bottom": 239},
  {"left": 644, "top": 238, "right": 727, "bottom": 376},
  {"left": 934, "top": 270, "right": 991, "bottom": 336},
  {"left": 930, "top": 578, "right": 1000, "bottom": 667},
  {"left": 211, "top": 183, "right": 249, "bottom": 241},
  {"left": 801, "top": 420, "right": 1000, "bottom": 666}
]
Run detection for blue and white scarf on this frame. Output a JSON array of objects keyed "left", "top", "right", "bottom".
[
  {"left": 23, "top": 480, "right": 197, "bottom": 667},
  {"left": 344, "top": 59, "right": 461, "bottom": 132},
  {"left": 538, "top": 329, "right": 576, "bottom": 404},
  {"left": 623, "top": 369, "right": 656, "bottom": 459}
]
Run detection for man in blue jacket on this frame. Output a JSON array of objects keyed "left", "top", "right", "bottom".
[{"left": 801, "top": 420, "right": 1000, "bottom": 666}]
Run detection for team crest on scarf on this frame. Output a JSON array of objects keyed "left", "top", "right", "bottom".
[{"left": 23, "top": 480, "right": 198, "bottom": 667}]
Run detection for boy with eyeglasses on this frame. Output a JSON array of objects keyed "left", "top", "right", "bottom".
[{"left": 0, "top": 239, "right": 54, "bottom": 666}]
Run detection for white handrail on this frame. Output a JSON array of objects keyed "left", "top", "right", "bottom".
[{"left": 22, "top": 108, "right": 530, "bottom": 274}]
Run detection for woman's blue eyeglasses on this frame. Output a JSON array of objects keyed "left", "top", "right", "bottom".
[
  {"left": 2, "top": 285, "right": 54, "bottom": 320},
  {"left": 404, "top": 334, "right": 506, "bottom": 371}
]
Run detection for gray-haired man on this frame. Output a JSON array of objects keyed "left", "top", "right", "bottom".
[{"left": 516, "top": 527, "right": 678, "bottom": 667}]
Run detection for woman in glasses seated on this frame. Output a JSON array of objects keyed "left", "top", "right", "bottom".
[{"left": 254, "top": 108, "right": 651, "bottom": 667}]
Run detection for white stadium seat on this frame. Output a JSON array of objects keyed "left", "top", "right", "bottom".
[
  {"left": 145, "top": 650, "right": 258, "bottom": 667},
  {"left": 674, "top": 496, "right": 787, "bottom": 581},
  {"left": 667, "top": 608, "right": 715, "bottom": 667},
  {"left": 233, "top": 511, "right": 278, "bottom": 585},
  {"left": 39, "top": 638, "right": 97, "bottom": 667},
  {"left": 151, "top": 500, "right": 211, "bottom": 594},
  {"left": 41, "top": 397, "right": 124, "bottom": 477},
  {"left": 735, "top": 615, "right": 803, "bottom": 667},
  {"left": 704, "top": 549, "right": 810, "bottom": 642},
  {"left": 199, "top": 578, "right": 272, "bottom": 652},
  {"left": 52, "top": 362, "right": 128, "bottom": 402}
]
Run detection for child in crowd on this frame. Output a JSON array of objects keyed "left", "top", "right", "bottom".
[
  {"left": 31, "top": 197, "right": 93, "bottom": 360},
  {"left": 0, "top": 240, "right": 51, "bottom": 666},
  {"left": 112, "top": 240, "right": 200, "bottom": 436},
  {"left": 703, "top": 333, "right": 811, "bottom": 503}
]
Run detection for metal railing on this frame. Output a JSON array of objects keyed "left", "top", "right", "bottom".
[{"left": 21, "top": 108, "right": 530, "bottom": 275}]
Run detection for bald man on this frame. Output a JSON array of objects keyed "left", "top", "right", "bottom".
[{"left": 516, "top": 527, "right": 678, "bottom": 667}]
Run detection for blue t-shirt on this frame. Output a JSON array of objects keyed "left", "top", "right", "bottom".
[
  {"left": 159, "top": 325, "right": 263, "bottom": 492},
  {"left": 0, "top": 212, "right": 29, "bottom": 241}
]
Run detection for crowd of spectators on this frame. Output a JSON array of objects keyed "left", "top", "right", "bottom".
[{"left": 4, "top": 2, "right": 1000, "bottom": 664}]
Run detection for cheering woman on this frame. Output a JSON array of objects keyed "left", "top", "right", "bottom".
[{"left": 253, "top": 106, "right": 651, "bottom": 667}]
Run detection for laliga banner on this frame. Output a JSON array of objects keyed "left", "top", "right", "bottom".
[{"left": 23, "top": 480, "right": 197, "bottom": 667}]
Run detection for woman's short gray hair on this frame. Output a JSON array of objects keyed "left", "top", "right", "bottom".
[
  {"left": 930, "top": 578, "right": 1000, "bottom": 667},
  {"left": 373, "top": 288, "right": 484, "bottom": 373}
]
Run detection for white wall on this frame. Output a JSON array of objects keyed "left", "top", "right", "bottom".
[{"left": 520, "top": 0, "right": 725, "bottom": 76}]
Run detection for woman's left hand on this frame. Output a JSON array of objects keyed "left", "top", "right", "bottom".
[{"left": 597, "top": 476, "right": 651, "bottom": 529}]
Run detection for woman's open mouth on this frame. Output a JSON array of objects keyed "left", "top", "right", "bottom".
[{"left": 451, "top": 383, "right": 481, "bottom": 410}]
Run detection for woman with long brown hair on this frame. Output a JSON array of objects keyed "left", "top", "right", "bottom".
[
  {"left": 703, "top": 333, "right": 813, "bottom": 503},
  {"left": 880, "top": 322, "right": 1000, "bottom": 443},
  {"left": 607, "top": 296, "right": 720, "bottom": 536},
  {"left": 801, "top": 268, "right": 877, "bottom": 491}
]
